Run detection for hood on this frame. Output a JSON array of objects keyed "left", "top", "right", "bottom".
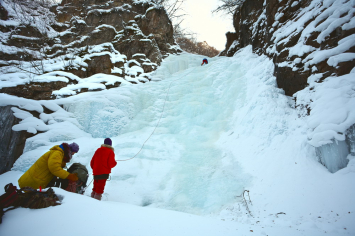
[{"left": 101, "top": 144, "right": 114, "bottom": 151}]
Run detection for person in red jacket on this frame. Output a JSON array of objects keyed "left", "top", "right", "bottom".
[{"left": 90, "top": 138, "right": 117, "bottom": 200}]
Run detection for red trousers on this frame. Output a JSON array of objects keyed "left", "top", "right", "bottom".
[{"left": 92, "top": 179, "right": 107, "bottom": 194}]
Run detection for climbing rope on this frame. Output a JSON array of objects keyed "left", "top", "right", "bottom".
[
  {"left": 83, "top": 71, "right": 192, "bottom": 193},
  {"left": 85, "top": 178, "right": 94, "bottom": 192},
  {"left": 115, "top": 70, "right": 192, "bottom": 161},
  {"left": 83, "top": 174, "right": 111, "bottom": 193},
  {"left": 236, "top": 189, "right": 253, "bottom": 217}
]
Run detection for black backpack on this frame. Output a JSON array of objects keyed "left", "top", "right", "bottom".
[
  {"left": 0, "top": 183, "right": 60, "bottom": 224},
  {"left": 48, "top": 163, "right": 89, "bottom": 194}
]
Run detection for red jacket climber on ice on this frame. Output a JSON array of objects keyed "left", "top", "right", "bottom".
[
  {"left": 201, "top": 58, "right": 208, "bottom": 66},
  {"left": 90, "top": 138, "right": 117, "bottom": 200}
]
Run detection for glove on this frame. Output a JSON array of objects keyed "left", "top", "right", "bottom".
[{"left": 67, "top": 173, "right": 78, "bottom": 182}]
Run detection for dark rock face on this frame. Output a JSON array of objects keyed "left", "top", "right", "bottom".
[
  {"left": 221, "top": 32, "right": 238, "bottom": 57},
  {"left": 0, "top": 0, "right": 179, "bottom": 75},
  {"left": 86, "top": 54, "right": 112, "bottom": 76},
  {"left": 54, "top": 0, "right": 178, "bottom": 65},
  {"left": 86, "top": 25, "right": 117, "bottom": 46},
  {"left": 0, "top": 0, "right": 182, "bottom": 100},
  {"left": 113, "top": 21, "right": 163, "bottom": 65},
  {"left": 274, "top": 66, "right": 311, "bottom": 96},
  {"left": 221, "top": 0, "right": 355, "bottom": 97},
  {"left": 136, "top": 6, "right": 175, "bottom": 53},
  {"left": 0, "top": 106, "right": 33, "bottom": 174},
  {"left": 0, "top": 81, "right": 69, "bottom": 100},
  {"left": 0, "top": 4, "right": 8, "bottom": 20},
  {"left": 3, "top": 24, "right": 54, "bottom": 59}
]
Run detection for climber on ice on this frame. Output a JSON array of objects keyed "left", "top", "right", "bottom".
[{"left": 201, "top": 58, "right": 208, "bottom": 66}]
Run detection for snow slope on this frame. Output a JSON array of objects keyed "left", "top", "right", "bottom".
[{"left": 0, "top": 47, "right": 354, "bottom": 235}]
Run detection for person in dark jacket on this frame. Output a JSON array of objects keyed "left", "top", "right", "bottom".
[
  {"left": 90, "top": 138, "right": 117, "bottom": 200},
  {"left": 201, "top": 58, "right": 208, "bottom": 66}
]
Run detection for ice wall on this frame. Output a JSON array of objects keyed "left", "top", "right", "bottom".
[
  {"left": 316, "top": 140, "right": 349, "bottom": 173},
  {"left": 314, "top": 125, "right": 355, "bottom": 173},
  {"left": 295, "top": 70, "right": 355, "bottom": 173},
  {"left": 63, "top": 93, "right": 134, "bottom": 138},
  {"left": 347, "top": 124, "right": 355, "bottom": 156},
  {"left": 60, "top": 52, "right": 250, "bottom": 214},
  {"left": 151, "top": 52, "right": 202, "bottom": 80}
]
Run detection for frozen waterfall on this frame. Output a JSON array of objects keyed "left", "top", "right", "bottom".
[
  {"left": 11, "top": 46, "right": 353, "bottom": 218},
  {"left": 61, "top": 52, "right": 249, "bottom": 214}
]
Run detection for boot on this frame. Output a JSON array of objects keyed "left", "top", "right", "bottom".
[
  {"left": 94, "top": 192, "right": 102, "bottom": 201},
  {"left": 91, "top": 191, "right": 95, "bottom": 198}
]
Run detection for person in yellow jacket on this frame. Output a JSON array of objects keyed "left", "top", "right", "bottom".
[{"left": 18, "top": 142, "right": 80, "bottom": 190}]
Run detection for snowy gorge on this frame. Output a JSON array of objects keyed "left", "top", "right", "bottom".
[
  {"left": 1, "top": 46, "right": 354, "bottom": 236},
  {"left": 0, "top": 0, "right": 355, "bottom": 235}
]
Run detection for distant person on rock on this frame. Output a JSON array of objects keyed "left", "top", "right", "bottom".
[
  {"left": 201, "top": 58, "right": 208, "bottom": 66},
  {"left": 18, "top": 142, "right": 79, "bottom": 190},
  {"left": 90, "top": 138, "right": 117, "bottom": 200}
]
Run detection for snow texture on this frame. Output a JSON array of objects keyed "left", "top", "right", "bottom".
[
  {"left": 0, "top": 47, "right": 354, "bottom": 235},
  {"left": 270, "top": 0, "right": 355, "bottom": 72}
]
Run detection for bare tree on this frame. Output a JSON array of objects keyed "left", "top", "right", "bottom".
[
  {"left": 175, "top": 37, "right": 220, "bottom": 57},
  {"left": 153, "top": 0, "right": 189, "bottom": 38},
  {"left": 212, "top": 0, "right": 245, "bottom": 15},
  {"left": 4, "top": 0, "right": 57, "bottom": 76},
  {"left": 173, "top": 22, "right": 196, "bottom": 40},
  {"left": 7, "top": 0, "right": 56, "bottom": 34},
  {"left": 163, "top": 0, "right": 186, "bottom": 22},
  {"left": 153, "top": 0, "right": 220, "bottom": 56}
]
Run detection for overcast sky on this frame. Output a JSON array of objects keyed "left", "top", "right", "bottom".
[{"left": 180, "top": 0, "right": 235, "bottom": 51}]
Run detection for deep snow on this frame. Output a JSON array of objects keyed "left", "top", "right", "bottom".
[{"left": 0, "top": 47, "right": 354, "bottom": 236}]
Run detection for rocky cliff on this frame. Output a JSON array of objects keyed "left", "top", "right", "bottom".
[
  {"left": 221, "top": 0, "right": 355, "bottom": 96},
  {"left": 220, "top": 0, "right": 355, "bottom": 172},
  {"left": 0, "top": 0, "right": 181, "bottom": 100},
  {"left": 0, "top": 105, "right": 38, "bottom": 174},
  {"left": 0, "top": 0, "right": 181, "bottom": 174}
]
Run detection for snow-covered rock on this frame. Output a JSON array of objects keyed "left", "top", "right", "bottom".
[{"left": 220, "top": 0, "right": 355, "bottom": 173}]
